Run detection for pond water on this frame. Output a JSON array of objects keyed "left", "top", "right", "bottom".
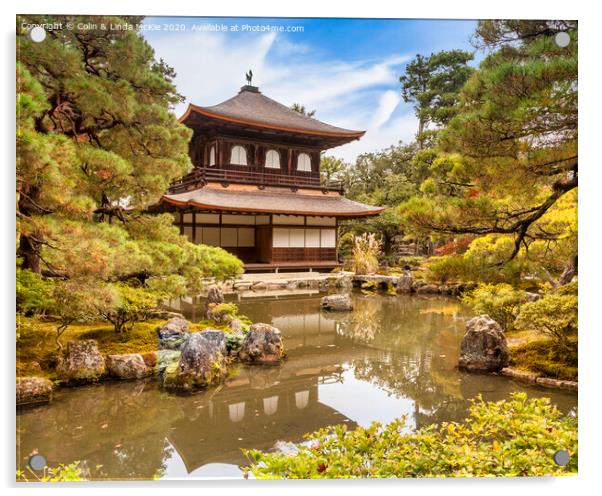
[{"left": 16, "top": 291, "right": 577, "bottom": 480}]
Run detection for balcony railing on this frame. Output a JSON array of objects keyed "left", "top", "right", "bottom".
[{"left": 169, "top": 167, "right": 344, "bottom": 194}]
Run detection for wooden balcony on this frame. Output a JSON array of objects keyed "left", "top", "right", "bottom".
[{"left": 169, "top": 166, "right": 344, "bottom": 194}]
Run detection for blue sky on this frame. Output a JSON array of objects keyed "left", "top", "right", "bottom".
[{"left": 143, "top": 17, "right": 478, "bottom": 162}]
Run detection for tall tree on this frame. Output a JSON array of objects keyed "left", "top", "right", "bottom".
[
  {"left": 400, "top": 20, "right": 578, "bottom": 284},
  {"left": 400, "top": 50, "right": 475, "bottom": 147},
  {"left": 17, "top": 15, "right": 242, "bottom": 317}
]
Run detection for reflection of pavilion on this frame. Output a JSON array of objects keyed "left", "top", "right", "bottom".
[{"left": 167, "top": 362, "right": 358, "bottom": 473}]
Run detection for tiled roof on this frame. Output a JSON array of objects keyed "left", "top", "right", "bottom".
[
  {"left": 161, "top": 186, "right": 383, "bottom": 218},
  {"left": 180, "top": 86, "right": 365, "bottom": 139}
]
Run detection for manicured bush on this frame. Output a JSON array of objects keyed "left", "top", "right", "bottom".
[
  {"left": 462, "top": 283, "right": 526, "bottom": 331},
  {"left": 244, "top": 393, "right": 577, "bottom": 479},
  {"left": 516, "top": 287, "right": 577, "bottom": 352}
]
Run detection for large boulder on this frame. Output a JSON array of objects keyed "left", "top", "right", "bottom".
[
  {"left": 17, "top": 377, "right": 53, "bottom": 405},
  {"left": 163, "top": 332, "right": 228, "bottom": 391},
  {"left": 157, "top": 317, "right": 190, "bottom": 350},
  {"left": 458, "top": 315, "right": 509, "bottom": 372},
  {"left": 199, "top": 330, "right": 227, "bottom": 355},
  {"left": 320, "top": 294, "right": 353, "bottom": 312},
  {"left": 56, "top": 340, "right": 106, "bottom": 382},
  {"left": 239, "top": 323, "right": 285, "bottom": 364},
  {"left": 105, "top": 353, "right": 152, "bottom": 380}
]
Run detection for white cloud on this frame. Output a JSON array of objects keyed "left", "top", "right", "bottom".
[
  {"left": 148, "top": 31, "right": 415, "bottom": 162},
  {"left": 370, "top": 90, "right": 402, "bottom": 129}
]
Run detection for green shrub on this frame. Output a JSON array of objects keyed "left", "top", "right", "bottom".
[
  {"left": 516, "top": 289, "right": 577, "bottom": 352},
  {"left": 424, "top": 254, "right": 470, "bottom": 284},
  {"left": 17, "top": 461, "right": 85, "bottom": 482},
  {"left": 98, "top": 283, "right": 158, "bottom": 333},
  {"left": 244, "top": 393, "right": 577, "bottom": 478},
  {"left": 225, "top": 333, "right": 245, "bottom": 352},
  {"left": 462, "top": 283, "right": 526, "bottom": 331},
  {"left": 16, "top": 267, "right": 54, "bottom": 315}
]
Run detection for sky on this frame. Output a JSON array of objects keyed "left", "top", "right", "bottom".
[{"left": 143, "top": 17, "right": 478, "bottom": 162}]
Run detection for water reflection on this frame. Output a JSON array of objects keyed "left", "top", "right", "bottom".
[{"left": 16, "top": 292, "right": 577, "bottom": 480}]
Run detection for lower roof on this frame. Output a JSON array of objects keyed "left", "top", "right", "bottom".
[{"left": 160, "top": 184, "right": 383, "bottom": 218}]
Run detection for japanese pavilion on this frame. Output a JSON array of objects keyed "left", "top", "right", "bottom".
[{"left": 156, "top": 83, "right": 383, "bottom": 271}]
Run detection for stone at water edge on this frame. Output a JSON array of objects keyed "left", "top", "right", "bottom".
[
  {"left": 56, "top": 340, "right": 106, "bottom": 382},
  {"left": 458, "top": 315, "right": 509, "bottom": 372},
  {"left": 205, "top": 285, "right": 224, "bottom": 318},
  {"left": 105, "top": 353, "right": 152, "bottom": 380},
  {"left": 320, "top": 294, "right": 353, "bottom": 312},
  {"left": 163, "top": 332, "right": 228, "bottom": 391},
  {"left": 17, "top": 377, "right": 53, "bottom": 405},
  {"left": 416, "top": 284, "right": 440, "bottom": 294},
  {"left": 239, "top": 323, "right": 285, "bottom": 364},
  {"left": 157, "top": 317, "right": 190, "bottom": 350},
  {"left": 397, "top": 271, "right": 413, "bottom": 294}
]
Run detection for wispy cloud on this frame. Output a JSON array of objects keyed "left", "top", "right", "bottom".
[{"left": 148, "top": 31, "right": 416, "bottom": 162}]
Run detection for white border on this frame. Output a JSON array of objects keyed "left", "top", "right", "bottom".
[{"left": 2, "top": 1, "right": 599, "bottom": 495}]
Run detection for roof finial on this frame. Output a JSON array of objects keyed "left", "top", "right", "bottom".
[{"left": 245, "top": 70, "right": 253, "bottom": 86}]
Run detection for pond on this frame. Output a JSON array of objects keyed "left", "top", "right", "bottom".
[{"left": 16, "top": 291, "right": 577, "bottom": 480}]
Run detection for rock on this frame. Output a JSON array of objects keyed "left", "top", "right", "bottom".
[
  {"left": 205, "top": 285, "right": 224, "bottom": 318},
  {"left": 500, "top": 367, "right": 539, "bottom": 384},
  {"left": 536, "top": 376, "right": 578, "bottom": 391},
  {"left": 336, "top": 276, "right": 353, "bottom": 290},
  {"left": 397, "top": 271, "right": 413, "bottom": 293},
  {"left": 156, "top": 350, "right": 181, "bottom": 375},
  {"left": 157, "top": 317, "right": 190, "bottom": 350},
  {"left": 199, "top": 330, "right": 227, "bottom": 355},
  {"left": 320, "top": 294, "right": 353, "bottom": 312},
  {"left": 105, "top": 353, "right": 152, "bottom": 380},
  {"left": 17, "top": 377, "right": 53, "bottom": 405},
  {"left": 147, "top": 309, "right": 185, "bottom": 320},
  {"left": 458, "top": 315, "right": 509, "bottom": 372},
  {"left": 524, "top": 292, "right": 542, "bottom": 302},
  {"left": 163, "top": 332, "right": 228, "bottom": 391},
  {"left": 416, "top": 284, "right": 440, "bottom": 294},
  {"left": 239, "top": 323, "right": 285, "bottom": 364},
  {"left": 56, "top": 340, "right": 106, "bottom": 382}
]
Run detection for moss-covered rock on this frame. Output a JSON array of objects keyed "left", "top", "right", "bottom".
[
  {"left": 239, "top": 323, "right": 285, "bottom": 365},
  {"left": 17, "top": 376, "right": 53, "bottom": 405},
  {"left": 105, "top": 353, "right": 152, "bottom": 380},
  {"left": 162, "top": 332, "right": 227, "bottom": 391},
  {"left": 56, "top": 340, "right": 106, "bottom": 383}
]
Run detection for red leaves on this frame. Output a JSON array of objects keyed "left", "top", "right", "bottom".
[{"left": 317, "top": 463, "right": 328, "bottom": 473}]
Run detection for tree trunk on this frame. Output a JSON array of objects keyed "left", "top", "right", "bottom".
[
  {"left": 558, "top": 254, "right": 578, "bottom": 286},
  {"left": 417, "top": 117, "right": 425, "bottom": 150},
  {"left": 18, "top": 234, "right": 42, "bottom": 273},
  {"left": 17, "top": 185, "right": 44, "bottom": 274}
]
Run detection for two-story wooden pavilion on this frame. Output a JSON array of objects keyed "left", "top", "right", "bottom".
[{"left": 156, "top": 84, "right": 383, "bottom": 272}]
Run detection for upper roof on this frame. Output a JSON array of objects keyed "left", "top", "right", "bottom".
[
  {"left": 160, "top": 184, "right": 383, "bottom": 218},
  {"left": 180, "top": 85, "right": 365, "bottom": 141}
]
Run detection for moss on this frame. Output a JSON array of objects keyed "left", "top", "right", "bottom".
[
  {"left": 509, "top": 338, "right": 577, "bottom": 381},
  {"left": 16, "top": 316, "right": 167, "bottom": 378}
]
